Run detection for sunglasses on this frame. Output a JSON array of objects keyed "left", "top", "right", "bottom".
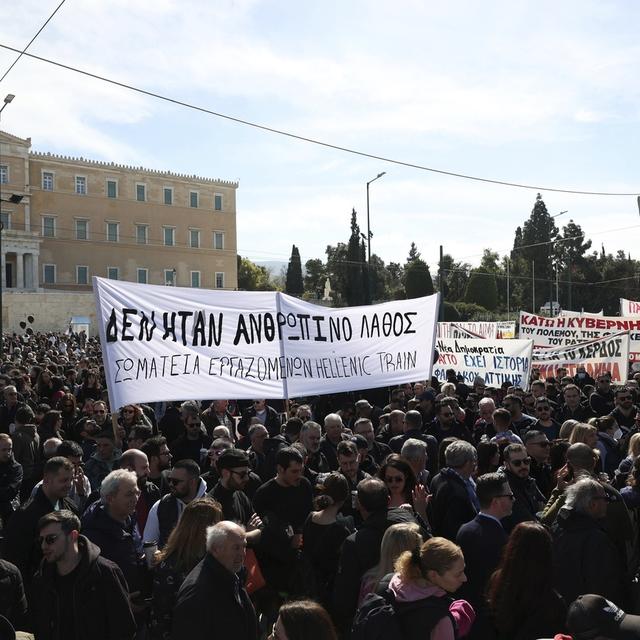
[
  {"left": 510, "top": 457, "right": 531, "bottom": 467},
  {"left": 39, "top": 533, "right": 60, "bottom": 546}
]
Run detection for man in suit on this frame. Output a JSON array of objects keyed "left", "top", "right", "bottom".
[{"left": 456, "top": 472, "right": 513, "bottom": 639}]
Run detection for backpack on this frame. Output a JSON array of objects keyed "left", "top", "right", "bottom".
[{"left": 351, "top": 588, "right": 457, "bottom": 640}]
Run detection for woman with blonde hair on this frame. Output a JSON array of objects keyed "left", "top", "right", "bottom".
[
  {"left": 150, "top": 497, "right": 222, "bottom": 640},
  {"left": 615, "top": 432, "right": 640, "bottom": 489},
  {"left": 358, "top": 522, "right": 423, "bottom": 605},
  {"left": 558, "top": 418, "right": 580, "bottom": 441},
  {"left": 371, "top": 537, "right": 474, "bottom": 640},
  {"left": 568, "top": 422, "right": 598, "bottom": 448}
]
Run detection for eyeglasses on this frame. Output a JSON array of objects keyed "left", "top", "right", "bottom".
[
  {"left": 509, "top": 457, "right": 531, "bottom": 467},
  {"left": 385, "top": 475, "right": 405, "bottom": 483},
  {"left": 230, "top": 469, "right": 250, "bottom": 479},
  {"left": 39, "top": 533, "right": 60, "bottom": 546}
]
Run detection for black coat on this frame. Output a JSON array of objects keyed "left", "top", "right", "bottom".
[
  {"left": 500, "top": 469, "right": 545, "bottom": 534},
  {"left": 237, "top": 405, "right": 281, "bottom": 438},
  {"left": 0, "top": 559, "right": 27, "bottom": 631},
  {"left": 3, "top": 487, "right": 78, "bottom": 587},
  {"left": 332, "top": 507, "right": 420, "bottom": 628},
  {"left": 172, "top": 554, "right": 257, "bottom": 640},
  {"left": 430, "top": 468, "right": 477, "bottom": 540},
  {"left": 32, "top": 535, "right": 136, "bottom": 640},
  {"left": 552, "top": 509, "right": 624, "bottom": 606},
  {"left": 0, "top": 457, "right": 22, "bottom": 526}
]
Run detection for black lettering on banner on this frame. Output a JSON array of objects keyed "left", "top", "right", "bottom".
[
  {"left": 178, "top": 311, "right": 193, "bottom": 346},
  {"left": 233, "top": 315, "right": 250, "bottom": 346},
  {"left": 106, "top": 308, "right": 118, "bottom": 342},
  {"left": 121, "top": 308, "right": 137, "bottom": 341},
  {"left": 312, "top": 316, "right": 327, "bottom": 341},
  {"left": 162, "top": 312, "right": 177, "bottom": 342},
  {"left": 138, "top": 311, "right": 156, "bottom": 341}
]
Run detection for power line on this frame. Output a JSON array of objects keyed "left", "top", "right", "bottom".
[
  {"left": 0, "top": 42, "right": 638, "bottom": 198},
  {"left": 0, "top": 0, "right": 67, "bottom": 85}
]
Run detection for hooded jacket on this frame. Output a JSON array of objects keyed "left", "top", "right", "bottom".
[{"left": 32, "top": 535, "right": 136, "bottom": 640}]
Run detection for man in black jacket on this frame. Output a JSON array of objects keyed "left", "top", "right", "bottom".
[
  {"left": 237, "top": 399, "right": 281, "bottom": 438},
  {"left": 4, "top": 456, "right": 76, "bottom": 590},
  {"left": 332, "top": 477, "right": 420, "bottom": 633},
  {"left": 172, "top": 521, "right": 257, "bottom": 640},
  {"left": 0, "top": 433, "right": 22, "bottom": 531},
  {"left": 32, "top": 509, "right": 135, "bottom": 640}
]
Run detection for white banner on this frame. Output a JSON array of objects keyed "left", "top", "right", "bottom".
[
  {"left": 437, "top": 322, "right": 497, "bottom": 339},
  {"left": 559, "top": 309, "right": 604, "bottom": 317},
  {"left": 621, "top": 298, "right": 640, "bottom": 316},
  {"left": 532, "top": 332, "right": 629, "bottom": 383},
  {"left": 519, "top": 311, "right": 640, "bottom": 362},
  {"left": 93, "top": 278, "right": 439, "bottom": 409},
  {"left": 433, "top": 338, "right": 533, "bottom": 389}
]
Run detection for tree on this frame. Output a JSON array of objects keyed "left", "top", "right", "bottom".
[
  {"left": 325, "top": 242, "right": 349, "bottom": 304},
  {"left": 404, "top": 244, "right": 434, "bottom": 299},
  {"left": 236, "top": 256, "right": 276, "bottom": 291},
  {"left": 345, "top": 208, "right": 365, "bottom": 305},
  {"left": 464, "top": 269, "right": 498, "bottom": 310},
  {"left": 285, "top": 244, "right": 304, "bottom": 295},
  {"left": 304, "top": 258, "right": 326, "bottom": 299},
  {"left": 386, "top": 262, "right": 405, "bottom": 299}
]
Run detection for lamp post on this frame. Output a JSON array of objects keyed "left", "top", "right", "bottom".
[
  {"left": 551, "top": 210, "right": 567, "bottom": 312},
  {"left": 365, "top": 171, "right": 386, "bottom": 304},
  {"left": 0, "top": 94, "right": 16, "bottom": 352}
]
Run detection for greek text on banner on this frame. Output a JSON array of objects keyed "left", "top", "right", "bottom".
[
  {"left": 93, "top": 277, "right": 439, "bottom": 409},
  {"left": 433, "top": 337, "right": 533, "bottom": 389},
  {"left": 531, "top": 332, "right": 629, "bottom": 384}
]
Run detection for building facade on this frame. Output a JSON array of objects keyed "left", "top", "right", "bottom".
[{"left": 0, "top": 131, "right": 238, "bottom": 294}]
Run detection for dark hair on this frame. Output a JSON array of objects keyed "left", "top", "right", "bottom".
[
  {"left": 438, "top": 437, "right": 459, "bottom": 472},
  {"left": 492, "top": 408, "right": 511, "bottom": 429},
  {"left": 278, "top": 600, "right": 338, "bottom": 640},
  {"left": 56, "top": 440, "right": 83, "bottom": 459},
  {"left": 502, "top": 394, "right": 522, "bottom": 408},
  {"left": 37, "top": 509, "right": 81, "bottom": 534},
  {"left": 523, "top": 430, "right": 545, "bottom": 444},
  {"left": 129, "top": 425, "right": 153, "bottom": 442},
  {"left": 357, "top": 477, "right": 389, "bottom": 513},
  {"left": 15, "top": 404, "right": 35, "bottom": 425},
  {"left": 173, "top": 459, "right": 201, "bottom": 479},
  {"left": 549, "top": 440, "right": 570, "bottom": 475},
  {"left": 487, "top": 522, "right": 555, "bottom": 635},
  {"left": 378, "top": 455, "right": 416, "bottom": 503},
  {"left": 141, "top": 436, "right": 168, "bottom": 459},
  {"left": 476, "top": 472, "right": 509, "bottom": 509},
  {"left": 43, "top": 456, "right": 74, "bottom": 476},
  {"left": 476, "top": 441, "right": 500, "bottom": 476},
  {"left": 36, "top": 403, "right": 51, "bottom": 414},
  {"left": 284, "top": 417, "right": 303, "bottom": 437},
  {"left": 337, "top": 440, "right": 358, "bottom": 458},
  {"left": 276, "top": 446, "right": 304, "bottom": 470},
  {"left": 405, "top": 410, "right": 422, "bottom": 430},
  {"left": 531, "top": 380, "right": 545, "bottom": 390},
  {"left": 315, "top": 472, "right": 349, "bottom": 509},
  {"left": 628, "top": 457, "right": 640, "bottom": 488}
]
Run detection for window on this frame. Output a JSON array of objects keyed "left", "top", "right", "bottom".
[
  {"left": 106, "top": 222, "right": 119, "bottom": 242},
  {"left": 136, "top": 224, "right": 148, "bottom": 245},
  {"left": 0, "top": 165, "right": 8, "bottom": 184},
  {"left": 136, "top": 184, "right": 146, "bottom": 202},
  {"left": 137, "top": 268, "right": 148, "bottom": 284},
  {"left": 191, "top": 271, "right": 201, "bottom": 288},
  {"left": 164, "top": 269, "right": 176, "bottom": 286},
  {"left": 163, "top": 227, "right": 175, "bottom": 247},
  {"left": 106, "top": 180, "right": 117, "bottom": 198},
  {"left": 215, "top": 272, "right": 224, "bottom": 289},
  {"left": 213, "top": 231, "right": 224, "bottom": 250},
  {"left": 75, "top": 176, "right": 87, "bottom": 195},
  {"left": 75, "top": 219, "right": 88, "bottom": 240},
  {"left": 76, "top": 266, "right": 89, "bottom": 285},
  {"left": 189, "top": 229, "right": 200, "bottom": 248},
  {"left": 42, "top": 216, "right": 56, "bottom": 238},
  {"left": 190, "top": 191, "right": 198, "bottom": 208},
  {"left": 42, "top": 172, "right": 54, "bottom": 191},
  {"left": 0, "top": 212, "right": 10, "bottom": 230},
  {"left": 163, "top": 187, "right": 173, "bottom": 205},
  {"left": 107, "top": 267, "right": 119, "bottom": 280},
  {"left": 214, "top": 194, "right": 223, "bottom": 211},
  {"left": 43, "top": 264, "right": 56, "bottom": 284}
]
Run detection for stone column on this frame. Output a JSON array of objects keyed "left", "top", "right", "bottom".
[
  {"left": 16, "top": 252, "right": 24, "bottom": 290},
  {"left": 32, "top": 253, "right": 39, "bottom": 289},
  {"left": 0, "top": 251, "right": 5, "bottom": 289}
]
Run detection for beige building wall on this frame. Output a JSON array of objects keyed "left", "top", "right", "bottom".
[{"left": 0, "top": 131, "right": 238, "bottom": 298}]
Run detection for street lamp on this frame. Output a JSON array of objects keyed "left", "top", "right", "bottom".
[
  {"left": 365, "top": 171, "right": 386, "bottom": 304},
  {"left": 550, "top": 210, "right": 568, "bottom": 312},
  {"left": 0, "top": 94, "right": 16, "bottom": 352}
]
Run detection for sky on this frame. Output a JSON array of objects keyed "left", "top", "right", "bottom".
[{"left": 1, "top": 0, "right": 639, "bottom": 273}]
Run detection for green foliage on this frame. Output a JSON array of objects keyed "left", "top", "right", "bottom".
[
  {"left": 442, "top": 301, "right": 461, "bottom": 321},
  {"left": 345, "top": 208, "right": 365, "bottom": 305},
  {"left": 304, "top": 258, "right": 326, "bottom": 299},
  {"left": 453, "top": 302, "right": 490, "bottom": 320},
  {"left": 236, "top": 256, "right": 276, "bottom": 291},
  {"left": 285, "top": 245, "right": 304, "bottom": 296},
  {"left": 404, "top": 245, "right": 434, "bottom": 298},
  {"left": 464, "top": 269, "right": 498, "bottom": 310}
]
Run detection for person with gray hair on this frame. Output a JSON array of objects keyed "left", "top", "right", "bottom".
[
  {"left": 430, "top": 440, "right": 479, "bottom": 539},
  {"left": 552, "top": 476, "right": 624, "bottom": 606},
  {"left": 401, "top": 438, "right": 430, "bottom": 486},
  {"left": 300, "top": 421, "right": 330, "bottom": 472},
  {"left": 321, "top": 413, "right": 347, "bottom": 470},
  {"left": 173, "top": 521, "right": 257, "bottom": 640},
  {"left": 389, "top": 409, "right": 439, "bottom": 476},
  {"left": 82, "top": 469, "right": 145, "bottom": 595}
]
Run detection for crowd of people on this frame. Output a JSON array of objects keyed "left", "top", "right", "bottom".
[{"left": 1, "top": 330, "right": 640, "bottom": 639}]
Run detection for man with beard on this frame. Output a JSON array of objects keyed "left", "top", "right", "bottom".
[
  {"left": 524, "top": 430, "right": 553, "bottom": 499},
  {"left": 590, "top": 373, "right": 615, "bottom": 417},
  {"left": 32, "top": 510, "right": 135, "bottom": 640},
  {"left": 299, "top": 421, "right": 330, "bottom": 473},
  {"left": 141, "top": 436, "right": 172, "bottom": 495},
  {"left": 120, "top": 448, "right": 160, "bottom": 533},
  {"left": 610, "top": 387, "right": 638, "bottom": 429},
  {"left": 320, "top": 413, "right": 348, "bottom": 470},
  {"left": 201, "top": 399, "right": 235, "bottom": 438},
  {"left": 143, "top": 459, "right": 207, "bottom": 548},
  {"left": 208, "top": 449, "right": 262, "bottom": 545},
  {"left": 556, "top": 384, "right": 593, "bottom": 423},
  {"left": 353, "top": 417, "right": 391, "bottom": 466}
]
